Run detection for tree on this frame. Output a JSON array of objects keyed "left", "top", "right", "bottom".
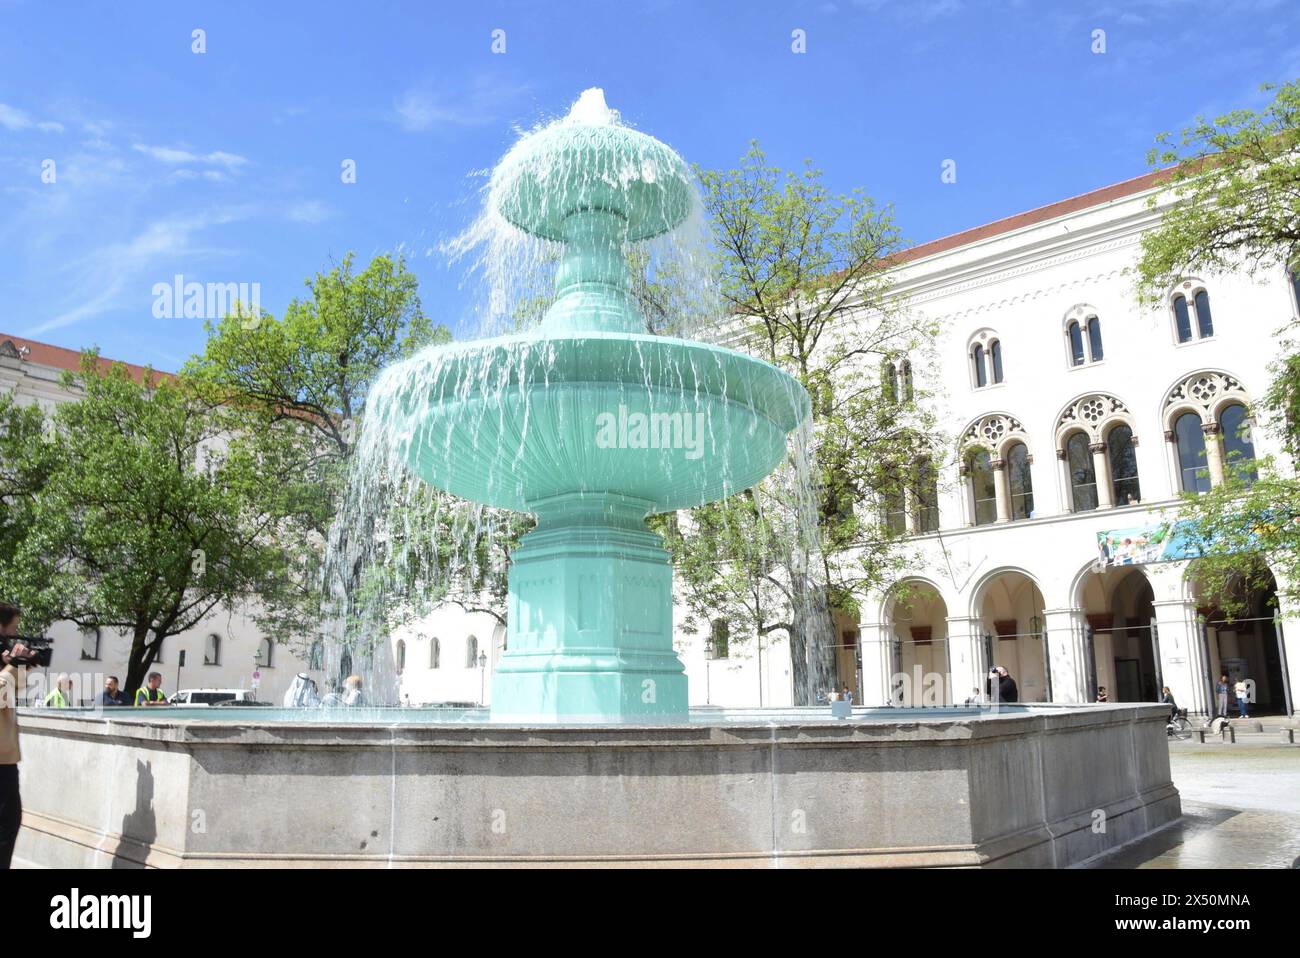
[
  {"left": 1136, "top": 80, "right": 1300, "bottom": 613},
  {"left": 0, "top": 356, "right": 290, "bottom": 697},
  {"left": 185, "top": 253, "right": 452, "bottom": 646},
  {"left": 667, "top": 143, "right": 939, "bottom": 701}
]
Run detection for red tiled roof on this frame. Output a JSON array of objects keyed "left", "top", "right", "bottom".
[
  {"left": 886, "top": 167, "right": 1174, "bottom": 268},
  {"left": 0, "top": 333, "right": 172, "bottom": 383}
]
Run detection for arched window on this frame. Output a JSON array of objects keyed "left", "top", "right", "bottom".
[
  {"left": 1194, "top": 290, "right": 1214, "bottom": 338},
  {"left": 1067, "top": 433, "right": 1098, "bottom": 512},
  {"left": 309, "top": 639, "right": 324, "bottom": 671},
  {"left": 1068, "top": 321, "right": 1085, "bottom": 366},
  {"left": 1006, "top": 442, "right": 1033, "bottom": 520},
  {"left": 257, "top": 637, "right": 274, "bottom": 668},
  {"left": 203, "top": 633, "right": 221, "bottom": 666},
  {"left": 1173, "top": 294, "right": 1193, "bottom": 343},
  {"left": 466, "top": 635, "right": 479, "bottom": 669},
  {"left": 990, "top": 340, "right": 1004, "bottom": 383},
  {"left": 882, "top": 360, "right": 898, "bottom": 404},
  {"left": 1218, "top": 402, "right": 1257, "bottom": 483},
  {"left": 430, "top": 637, "right": 441, "bottom": 670},
  {"left": 912, "top": 458, "right": 939, "bottom": 532},
  {"left": 1174, "top": 411, "right": 1211, "bottom": 493},
  {"left": 901, "top": 359, "right": 914, "bottom": 402},
  {"left": 80, "top": 627, "right": 101, "bottom": 661},
  {"left": 396, "top": 639, "right": 406, "bottom": 672},
  {"left": 1087, "top": 317, "right": 1104, "bottom": 362},
  {"left": 882, "top": 476, "right": 907, "bottom": 534},
  {"left": 972, "top": 344, "right": 987, "bottom": 388},
  {"left": 967, "top": 449, "right": 997, "bottom": 526},
  {"left": 1107, "top": 424, "right": 1140, "bottom": 505},
  {"left": 709, "top": 619, "right": 731, "bottom": 659}
]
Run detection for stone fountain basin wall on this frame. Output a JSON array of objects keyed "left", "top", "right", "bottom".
[{"left": 13, "top": 704, "right": 1179, "bottom": 868}]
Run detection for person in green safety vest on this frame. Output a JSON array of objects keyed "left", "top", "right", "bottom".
[
  {"left": 134, "top": 672, "right": 168, "bottom": 707},
  {"left": 43, "top": 674, "right": 72, "bottom": 708}
]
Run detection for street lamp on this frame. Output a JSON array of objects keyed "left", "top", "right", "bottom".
[
  {"left": 252, "top": 647, "right": 265, "bottom": 703},
  {"left": 478, "top": 651, "right": 488, "bottom": 706}
]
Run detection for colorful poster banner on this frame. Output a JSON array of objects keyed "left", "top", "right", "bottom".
[{"left": 1096, "top": 521, "right": 1201, "bottom": 567}]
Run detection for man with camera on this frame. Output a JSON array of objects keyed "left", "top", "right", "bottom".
[{"left": 0, "top": 601, "right": 31, "bottom": 869}]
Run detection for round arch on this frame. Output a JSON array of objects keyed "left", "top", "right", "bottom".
[{"left": 1161, "top": 368, "right": 1249, "bottom": 432}]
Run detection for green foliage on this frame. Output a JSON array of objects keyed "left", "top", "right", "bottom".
[
  {"left": 0, "top": 356, "right": 288, "bottom": 695},
  {"left": 1136, "top": 80, "right": 1300, "bottom": 305},
  {"left": 1139, "top": 80, "right": 1300, "bottom": 612},
  {"left": 670, "top": 144, "right": 940, "bottom": 698}
]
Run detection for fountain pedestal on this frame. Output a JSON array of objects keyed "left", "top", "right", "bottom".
[{"left": 492, "top": 493, "right": 688, "bottom": 721}]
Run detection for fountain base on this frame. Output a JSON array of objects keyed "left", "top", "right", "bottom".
[{"left": 490, "top": 493, "right": 688, "bottom": 722}]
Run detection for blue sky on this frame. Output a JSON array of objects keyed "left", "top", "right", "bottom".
[{"left": 1, "top": 0, "right": 1297, "bottom": 370}]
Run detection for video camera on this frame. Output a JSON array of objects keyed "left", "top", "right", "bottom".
[{"left": 1, "top": 635, "right": 54, "bottom": 668}]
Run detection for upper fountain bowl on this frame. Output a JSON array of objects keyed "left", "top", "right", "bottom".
[{"left": 491, "top": 88, "right": 695, "bottom": 242}]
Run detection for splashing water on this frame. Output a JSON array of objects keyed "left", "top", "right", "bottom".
[{"left": 320, "top": 89, "right": 838, "bottom": 716}]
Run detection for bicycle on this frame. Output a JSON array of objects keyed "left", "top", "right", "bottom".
[{"left": 1166, "top": 707, "right": 1192, "bottom": 740}]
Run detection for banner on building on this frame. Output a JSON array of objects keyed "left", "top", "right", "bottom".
[{"left": 1096, "top": 521, "right": 1201, "bottom": 567}]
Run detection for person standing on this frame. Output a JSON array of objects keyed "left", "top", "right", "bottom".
[
  {"left": 134, "top": 672, "right": 168, "bottom": 706},
  {"left": 43, "top": 674, "right": 73, "bottom": 708},
  {"left": 1234, "top": 677, "right": 1250, "bottom": 719},
  {"left": 1216, "top": 674, "right": 1230, "bottom": 719},
  {"left": 98, "top": 677, "right": 126, "bottom": 707},
  {"left": 1, "top": 602, "right": 32, "bottom": 870}
]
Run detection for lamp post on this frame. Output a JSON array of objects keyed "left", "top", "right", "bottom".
[
  {"left": 252, "top": 647, "right": 264, "bottom": 703},
  {"left": 478, "top": 651, "right": 488, "bottom": 706}
]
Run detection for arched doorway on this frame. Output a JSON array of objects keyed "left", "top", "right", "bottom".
[
  {"left": 974, "top": 570, "right": 1048, "bottom": 702},
  {"left": 884, "top": 581, "right": 950, "bottom": 706},
  {"left": 1189, "top": 562, "right": 1289, "bottom": 716},
  {"left": 1077, "top": 566, "right": 1159, "bottom": 703}
]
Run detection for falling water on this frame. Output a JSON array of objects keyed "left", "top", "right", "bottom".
[{"left": 319, "top": 89, "right": 837, "bottom": 710}]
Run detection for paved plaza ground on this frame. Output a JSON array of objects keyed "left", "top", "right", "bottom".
[{"left": 1087, "top": 721, "right": 1300, "bottom": 869}]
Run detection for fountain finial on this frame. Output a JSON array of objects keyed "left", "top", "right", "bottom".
[{"left": 566, "top": 88, "right": 618, "bottom": 126}]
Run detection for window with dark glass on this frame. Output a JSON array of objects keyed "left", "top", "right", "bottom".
[
  {"left": 1087, "top": 317, "right": 1103, "bottom": 361},
  {"left": 258, "top": 637, "right": 273, "bottom": 667},
  {"left": 973, "top": 344, "right": 987, "bottom": 387},
  {"left": 466, "top": 635, "right": 479, "bottom": 668},
  {"left": 309, "top": 639, "right": 324, "bottom": 671},
  {"left": 882, "top": 361, "right": 897, "bottom": 404},
  {"left": 1173, "top": 295, "right": 1193, "bottom": 343},
  {"left": 1218, "top": 403, "right": 1257, "bottom": 483},
  {"left": 883, "top": 469, "right": 907, "bottom": 534},
  {"left": 81, "top": 627, "right": 100, "bottom": 661},
  {"left": 1107, "top": 424, "right": 1140, "bottom": 505},
  {"left": 1194, "top": 290, "right": 1214, "bottom": 338},
  {"left": 968, "top": 449, "right": 997, "bottom": 525},
  {"left": 430, "top": 638, "right": 441, "bottom": 669},
  {"left": 990, "top": 340, "right": 1004, "bottom": 383},
  {"left": 710, "top": 619, "right": 731, "bottom": 659},
  {"left": 912, "top": 458, "right": 940, "bottom": 532},
  {"left": 1067, "top": 433, "right": 1098, "bottom": 512},
  {"left": 1174, "top": 411, "right": 1211, "bottom": 493},
  {"left": 901, "top": 359, "right": 914, "bottom": 402},
  {"left": 203, "top": 633, "right": 221, "bottom": 666},
  {"left": 1068, "top": 321, "right": 1085, "bottom": 366},
  {"left": 1291, "top": 269, "right": 1300, "bottom": 309},
  {"left": 396, "top": 639, "right": 406, "bottom": 671},
  {"left": 1007, "top": 442, "right": 1034, "bottom": 520}
]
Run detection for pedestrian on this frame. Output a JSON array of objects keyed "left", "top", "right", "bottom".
[
  {"left": 134, "top": 672, "right": 168, "bottom": 707},
  {"left": 98, "top": 676, "right": 126, "bottom": 707},
  {"left": 283, "top": 672, "right": 320, "bottom": 708},
  {"left": 1160, "top": 686, "right": 1178, "bottom": 722},
  {"left": 342, "top": 674, "right": 365, "bottom": 707},
  {"left": 964, "top": 687, "right": 982, "bottom": 706},
  {"left": 1, "top": 601, "right": 32, "bottom": 869},
  {"left": 1216, "top": 674, "right": 1230, "bottom": 718},
  {"left": 842, "top": 686, "right": 853, "bottom": 705},
  {"left": 1096, "top": 685, "right": 1108, "bottom": 703},
  {"left": 43, "top": 673, "right": 73, "bottom": 708},
  {"left": 986, "top": 666, "right": 1018, "bottom": 704},
  {"left": 1234, "top": 677, "right": 1250, "bottom": 718}
]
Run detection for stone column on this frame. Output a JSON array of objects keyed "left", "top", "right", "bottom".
[
  {"left": 1202, "top": 422, "right": 1226, "bottom": 487},
  {"left": 1274, "top": 581, "right": 1298, "bottom": 717},
  {"left": 1043, "top": 608, "right": 1084, "bottom": 702},
  {"left": 1090, "top": 442, "right": 1113, "bottom": 509},
  {"left": 857, "top": 618, "right": 892, "bottom": 707},
  {"left": 1151, "top": 597, "right": 1209, "bottom": 716},
  {"left": 945, "top": 616, "right": 986, "bottom": 704},
  {"left": 991, "top": 458, "right": 1011, "bottom": 523}
]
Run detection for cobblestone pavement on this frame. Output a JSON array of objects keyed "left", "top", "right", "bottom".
[{"left": 1085, "top": 736, "right": 1300, "bottom": 868}]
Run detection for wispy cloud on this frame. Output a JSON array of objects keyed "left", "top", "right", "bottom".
[
  {"left": 0, "top": 102, "right": 64, "bottom": 133},
  {"left": 392, "top": 74, "right": 530, "bottom": 133},
  {"left": 131, "top": 143, "right": 249, "bottom": 168}
]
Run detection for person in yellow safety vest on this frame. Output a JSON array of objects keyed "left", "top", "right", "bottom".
[
  {"left": 135, "top": 671, "right": 168, "bottom": 706},
  {"left": 43, "top": 674, "right": 72, "bottom": 708}
]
